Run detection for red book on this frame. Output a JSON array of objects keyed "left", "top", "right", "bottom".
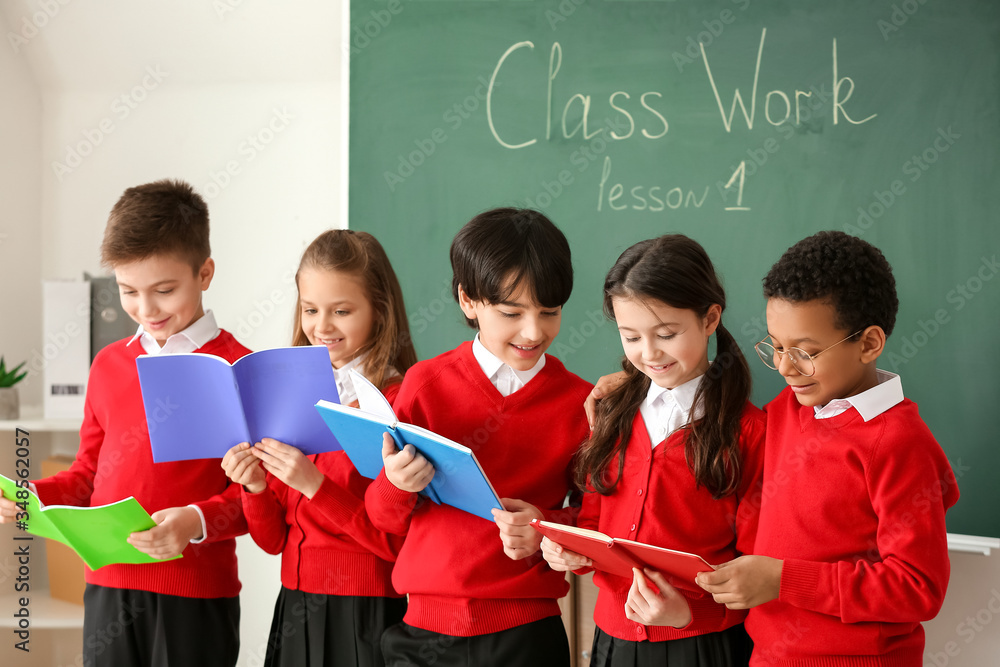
[{"left": 531, "top": 519, "right": 713, "bottom": 592}]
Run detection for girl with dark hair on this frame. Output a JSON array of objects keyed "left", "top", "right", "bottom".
[{"left": 542, "top": 234, "right": 765, "bottom": 667}]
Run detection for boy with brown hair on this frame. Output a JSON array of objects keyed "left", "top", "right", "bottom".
[{"left": 0, "top": 179, "right": 250, "bottom": 666}]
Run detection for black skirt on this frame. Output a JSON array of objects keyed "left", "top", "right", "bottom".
[
  {"left": 591, "top": 623, "right": 752, "bottom": 667},
  {"left": 264, "top": 587, "right": 407, "bottom": 667}
]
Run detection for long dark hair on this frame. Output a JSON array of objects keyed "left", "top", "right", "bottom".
[{"left": 576, "top": 235, "right": 751, "bottom": 498}]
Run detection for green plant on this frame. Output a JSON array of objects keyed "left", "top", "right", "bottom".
[{"left": 0, "top": 357, "right": 27, "bottom": 388}]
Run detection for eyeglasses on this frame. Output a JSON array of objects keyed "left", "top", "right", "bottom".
[{"left": 754, "top": 330, "right": 865, "bottom": 377}]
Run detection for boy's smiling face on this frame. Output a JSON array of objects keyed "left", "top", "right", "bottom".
[
  {"left": 764, "top": 297, "right": 880, "bottom": 408},
  {"left": 115, "top": 254, "right": 214, "bottom": 345},
  {"left": 458, "top": 279, "right": 561, "bottom": 372}
]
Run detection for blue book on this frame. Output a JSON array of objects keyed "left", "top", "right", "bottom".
[
  {"left": 314, "top": 370, "right": 503, "bottom": 521},
  {"left": 137, "top": 346, "right": 340, "bottom": 463}
]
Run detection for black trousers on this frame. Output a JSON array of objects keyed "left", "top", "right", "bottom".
[
  {"left": 591, "top": 623, "right": 752, "bottom": 667},
  {"left": 82, "top": 584, "right": 240, "bottom": 667},
  {"left": 381, "top": 615, "right": 571, "bottom": 667}
]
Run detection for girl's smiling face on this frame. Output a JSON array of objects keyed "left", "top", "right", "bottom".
[
  {"left": 612, "top": 296, "right": 720, "bottom": 389},
  {"left": 297, "top": 268, "right": 375, "bottom": 368}
]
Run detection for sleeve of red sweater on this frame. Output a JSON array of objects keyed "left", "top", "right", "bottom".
[
  {"left": 778, "top": 424, "right": 958, "bottom": 623},
  {"left": 190, "top": 480, "right": 248, "bottom": 542},
  {"left": 32, "top": 372, "right": 104, "bottom": 507},
  {"left": 241, "top": 475, "right": 290, "bottom": 554},
  {"left": 362, "top": 378, "right": 423, "bottom": 535},
  {"left": 365, "top": 468, "right": 420, "bottom": 536},
  {"left": 734, "top": 410, "right": 767, "bottom": 556},
  {"left": 308, "top": 473, "right": 405, "bottom": 561}
]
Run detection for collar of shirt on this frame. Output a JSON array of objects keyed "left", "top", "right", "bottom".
[
  {"left": 813, "top": 369, "right": 904, "bottom": 421},
  {"left": 332, "top": 354, "right": 366, "bottom": 406},
  {"left": 127, "top": 310, "right": 220, "bottom": 356},
  {"left": 640, "top": 374, "right": 704, "bottom": 447},
  {"left": 471, "top": 334, "right": 546, "bottom": 397}
]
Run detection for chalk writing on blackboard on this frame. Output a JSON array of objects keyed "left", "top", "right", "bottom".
[{"left": 487, "top": 28, "right": 878, "bottom": 214}]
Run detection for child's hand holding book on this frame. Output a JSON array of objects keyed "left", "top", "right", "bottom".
[
  {"left": 0, "top": 489, "right": 20, "bottom": 524},
  {"left": 127, "top": 506, "right": 203, "bottom": 560},
  {"left": 222, "top": 442, "right": 266, "bottom": 494},
  {"left": 381, "top": 432, "right": 435, "bottom": 493},
  {"left": 696, "top": 554, "right": 783, "bottom": 610},
  {"left": 625, "top": 567, "right": 693, "bottom": 628},
  {"left": 492, "top": 499, "right": 544, "bottom": 560},
  {"left": 251, "top": 438, "right": 326, "bottom": 499},
  {"left": 540, "top": 536, "right": 593, "bottom": 571}
]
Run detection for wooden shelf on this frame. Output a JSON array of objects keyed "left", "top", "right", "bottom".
[{"left": 0, "top": 592, "right": 84, "bottom": 629}]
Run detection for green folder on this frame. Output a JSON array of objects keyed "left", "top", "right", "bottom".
[{"left": 0, "top": 474, "right": 181, "bottom": 570}]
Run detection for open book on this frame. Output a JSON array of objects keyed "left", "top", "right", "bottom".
[
  {"left": 0, "top": 474, "right": 179, "bottom": 570},
  {"left": 137, "top": 346, "right": 341, "bottom": 463},
  {"left": 314, "top": 370, "right": 504, "bottom": 521},
  {"left": 530, "top": 519, "right": 713, "bottom": 591}
]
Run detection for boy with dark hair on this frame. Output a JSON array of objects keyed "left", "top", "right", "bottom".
[
  {"left": 365, "top": 208, "right": 592, "bottom": 667},
  {"left": 0, "top": 179, "right": 250, "bottom": 666},
  {"left": 696, "top": 231, "right": 958, "bottom": 666}
]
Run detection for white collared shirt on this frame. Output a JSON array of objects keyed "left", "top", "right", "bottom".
[
  {"left": 126, "top": 309, "right": 221, "bottom": 355},
  {"left": 471, "top": 334, "right": 546, "bottom": 397},
  {"left": 639, "top": 374, "right": 705, "bottom": 448},
  {"left": 813, "top": 369, "right": 904, "bottom": 422},
  {"left": 130, "top": 309, "right": 221, "bottom": 543},
  {"left": 333, "top": 355, "right": 366, "bottom": 406}
]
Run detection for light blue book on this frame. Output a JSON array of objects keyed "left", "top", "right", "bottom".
[
  {"left": 314, "top": 370, "right": 503, "bottom": 521},
  {"left": 137, "top": 346, "right": 340, "bottom": 463}
]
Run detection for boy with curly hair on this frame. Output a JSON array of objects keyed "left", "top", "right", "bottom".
[{"left": 696, "top": 231, "right": 958, "bottom": 666}]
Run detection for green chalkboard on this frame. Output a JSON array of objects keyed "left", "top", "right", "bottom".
[{"left": 349, "top": 0, "right": 1000, "bottom": 537}]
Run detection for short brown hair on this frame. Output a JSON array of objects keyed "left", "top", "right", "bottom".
[
  {"left": 292, "top": 230, "right": 417, "bottom": 389},
  {"left": 101, "top": 179, "right": 210, "bottom": 271}
]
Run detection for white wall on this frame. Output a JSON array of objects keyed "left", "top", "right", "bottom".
[
  {"left": 40, "top": 83, "right": 342, "bottom": 349},
  {"left": 0, "top": 2, "right": 344, "bottom": 665},
  {"left": 0, "top": 7, "right": 43, "bottom": 408}
]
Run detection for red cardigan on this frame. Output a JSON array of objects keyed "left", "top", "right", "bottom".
[
  {"left": 748, "top": 387, "right": 958, "bottom": 667},
  {"left": 33, "top": 331, "right": 251, "bottom": 598},
  {"left": 578, "top": 404, "right": 766, "bottom": 642},
  {"left": 241, "top": 381, "right": 405, "bottom": 597},
  {"left": 365, "top": 342, "right": 592, "bottom": 636}
]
